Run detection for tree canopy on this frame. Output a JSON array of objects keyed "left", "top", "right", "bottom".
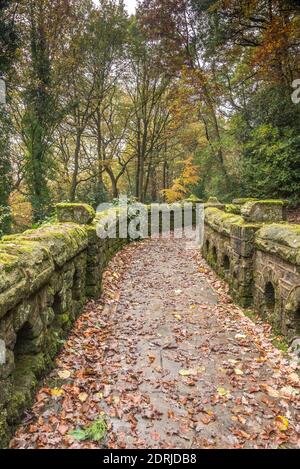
[{"left": 0, "top": 0, "right": 300, "bottom": 234}]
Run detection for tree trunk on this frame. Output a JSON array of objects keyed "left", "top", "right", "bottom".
[
  {"left": 150, "top": 166, "right": 157, "bottom": 202},
  {"left": 69, "top": 131, "right": 81, "bottom": 202}
]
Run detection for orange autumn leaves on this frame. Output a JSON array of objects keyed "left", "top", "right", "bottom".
[{"left": 161, "top": 156, "right": 200, "bottom": 202}]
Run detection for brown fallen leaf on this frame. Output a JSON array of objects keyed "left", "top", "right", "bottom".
[
  {"left": 148, "top": 355, "right": 156, "bottom": 363},
  {"left": 58, "top": 424, "right": 69, "bottom": 435},
  {"left": 200, "top": 414, "right": 213, "bottom": 425}
]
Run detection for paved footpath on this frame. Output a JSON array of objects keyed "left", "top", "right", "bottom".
[{"left": 11, "top": 235, "right": 300, "bottom": 448}]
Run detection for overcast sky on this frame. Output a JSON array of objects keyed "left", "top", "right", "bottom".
[
  {"left": 93, "top": 1, "right": 137, "bottom": 14},
  {"left": 93, "top": 0, "right": 137, "bottom": 15},
  {"left": 124, "top": 0, "right": 137, "bottom": 14}
]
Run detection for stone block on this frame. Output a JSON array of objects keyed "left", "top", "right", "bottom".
[
  {"left": 56, "top": 203, "right": 95, "bottom": 225},
  {"left": 241, "top": 200, "right": 286, "bottom": 223},
  {"left": 13, "top": 302, "right": 32, "bottom": 332},
  {"left": 204, "top": 196, "right": 226, "bottom": 210},
  {"left": 0, "top": 313, "right": 16, "bottom": 349},
  {"left": 255, "top": 224, "right": 300, "bottom": 265},
  {"left": 0, "top": 349, "right": 14, "bottom": 379},
  {"left": 205, "top": 207, "right": 243, "bottom": 237}
]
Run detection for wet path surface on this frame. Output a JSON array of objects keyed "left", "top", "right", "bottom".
[{"left": 11, "top": 236, "right": 300, "bottom": 448}]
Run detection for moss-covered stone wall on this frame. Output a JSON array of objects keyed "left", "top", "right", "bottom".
[
  {"left": 203, "top": 207, "right": 257, "bottom": 307},
  {"left": 254, "top": 224, "right": 300, "bottom": 337},
  {"left": 202, "top": 200, "right": 300, "bottom": 340},
  {"left": 0, "top": 204, "right": 130, "bottom": 447}
]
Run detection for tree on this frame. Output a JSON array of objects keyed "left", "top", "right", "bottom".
[
  {"left": 0, "top": 0, "right": 18, "bottom": 235},
  {"left": 19, "top": 0, "right": 77, "bottom": 221},
  {"left": 161, "top": 155, "right": 199, "bottom": 202},
  {"left": 139, "top": 0, "right": 300, "bottom": 201},
  {"left": 125, "top": 19, "right": 173, "bottom": 202},
  {"left": 87, "top": 0, "right": 128, "bottom": 202}
]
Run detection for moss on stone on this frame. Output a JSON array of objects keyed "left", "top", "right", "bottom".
[
  {"left": 241, "top": 200, "right": 286, "bottom": 223},
  {"left": 255, "top": 223, "right": 300, "bottom": 264},
  {"left": 0, "top": 205, "right": 137, "bottom": 447},
  {"left": 0, "top": 410, "right": 9, "bottom": 447},
  {"left": 15, "top": 353, "right": 46, "bottom": 376},
  {"left": 57, "top": 202, "right": 95, "bottom": 216},
  {"left": 55, "top": 313, "right": 71, "bottom": 328},
  {"left": 184, "top": 195, "right": 204, "bottom": 203},
  {"left": 232, "top": 198, "right": 258, "bottom": 205},
  {"left": 224, "top": 204, "right": 241, "bottom": 215},
  {"left": 255, "top": 199, "right": 286, "bottom": 206},
  {"left": 0, "top": 252, "right": 19, "bottom": 266},
  {"left": 207, "top": 197, "right": 221, "bottom": 203},
  {"left": 56, "top": 203, "right": 95, "bottom": 225},
  {"left": 205, "top": 207, "right": 244, "bottom": 236}
]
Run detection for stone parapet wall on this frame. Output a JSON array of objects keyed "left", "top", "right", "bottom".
[
  {"left": 254, "top": 224, "right": 300, "bottom": 337},
  {"left": 203, "top": 208, "right": 258, "bottom": 306},
  {"left": 202, "top": 200, "right": 300, "bottom": 340},
  {"left": 0, "top": 204, "right": 130, "bottom": 447}
]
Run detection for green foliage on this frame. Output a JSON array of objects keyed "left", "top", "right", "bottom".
[
  {"left": 0, "top": 0, "right": 18, "bottom": 74},
  {"left": 112, "top": 196, "right": 138, "bottom": 206},
  {"left": 194, "top": 145, "right": 239, "bottom": 202},
  {"left": 75, "top": 182, "right": 108, "bottom": 210},
  {"left": 0, "top": 1, "right": 17, "bottom": 235},
  {"left": 242, "top": 125, "right": 300, "bottom": 202},
  {"left": 22, "top": 78, "right": 53, "bottom": 222},
  {"left": 272, "top": 337, "right": 288, "bottom": 354},
  {"left": 69, "top": 418, "right": 108, "bottom": 442},
  {"left": 0, "top": 205, "right": 11, "bottom": 238},
  {"left": 0, "top": 110, "right": 12, "bottom": 234}
]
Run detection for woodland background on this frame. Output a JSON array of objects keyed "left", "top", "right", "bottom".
[{"left": 0, "top": 0, "right": 300, "bottom": 236}]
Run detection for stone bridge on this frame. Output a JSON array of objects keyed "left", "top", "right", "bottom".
[{"left": 0, "top": 200, "right": 299, "bottom": 447}]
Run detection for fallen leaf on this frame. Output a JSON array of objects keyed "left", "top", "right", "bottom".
[
  {"left": 201, "top": 414, "right": 213, "bottom": 425},
  {"left": 173, "top": 314, "right": 182, "bottom": 320},
  {"left": 179, "top": 366, "right": 205, "bottom": 376},
  {"left": 280, "top": 386, "right": 299, "bottom": 399},
  {"left": 275, "top": 415, "right": 289, "bottom": 432},
  {"left": 263, "top": 385, "right": 280, "bottom": 398},
  {"left": 217, "top": 387, "right": 230, "bottom": 397},
  {"left": 288, "top": 373, "right": 299, "bottom": 385},
  {"left": 58, "top": 424, "right": 69, "bottom": 435},
  {"left": 150, "top": 431, "right": 161, "bottom": 441},
  {"left": 57, "top": 370, "right": 71, "bottom": 379},
  {"left": 50, "top": 388, "right": 65, "bottom": 398},
  {"left": 235, "top": 334, "right": 246, "bottom": 340},
  {"left": 78, "top": 392, "right": 88, "bottom": 402}
]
